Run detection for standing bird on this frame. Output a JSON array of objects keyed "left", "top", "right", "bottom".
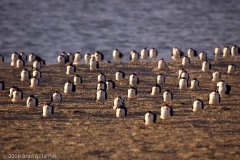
[
  {"left": 112, "top": 49, "right": 124, "bottom": 62},
  {"left": 95, "top": 89, "right": 107, "bottom": 104},
  {"left": 74, "top": 75, "right": 82, "bottom": 86},
  {"left": 212, "top": 71, "right": 221, "bottom": 82},
  {"left": 16, "top": 58, "right": 25, "bottom": 68},
  {"left": 19, "top": 52, "right": 27, "bottom": 63},
  {"left": 11, "top": 52, "right": 20, "bottom": 67},
  {"left": 158, "top": 59, "right": 167, "bottom": 70},
  {"left": 190, "top": 78, "right": 199, "bottom": 90},
  {"left": 113, "top": 96, "right": 124, "bottom": 110},
  {"left": 214, "top": 46, "right": 222, "bottom": 60},
  {"left": 163, "top": 90, "right": 173, "bottom": 104},
  {"left": 140, "top": 47, "right": 149, "bottom": 62},
  {"left": 28, "top": 53, "right": 36, "bottom": 65},
  {"left": 222, "top": 45, "right": 231, "bottom": 59},
  {"left": 231, "top": 45, "right": 240, "bottom": 58},
  {"left": 199, "top": 51, "right": 208, "bottom": 61},
  {"left": 20, "top": 68, "right": 31, "bottom": 84},
  {"left": 171, "top": 47, "right": 184, "bottom": 61},
  {"left": 89, "top": 57, "right": 99, "bottom": 71},
  {"left": 149, "top": 48, "right": 158, "bottom": 61},
  {"left": 144, "top": 111, "right": 157, "bottom": 129},
  {"left": 217, "top": 80, "right": 231, "bottom": 98},
  {"left": 84, "top": 53, "right": 91, "bottom": 64},
  {"left": 156, "top": 74, "right": 165, "bottom": 86},
  {"left": 181, "top": 56, "right": 190, "bottom": 69},
  {"left": 127, "top": 87, "right": 137, "bottom": 101},
  {"left": 129, "top": 73, "right": 139, "bottom": 88},
  {"left": 95, "top": 51, "right": 104, "bottom": 63},
  {"left": 160, "top": 105, "right": 173, "bottom": 122},
  {"left": 67, "top": 52, "right": 74, "bottom": 64},
  {"left": 192, "top": 99, "right": 204, "bottom": 115},
  {"left": 202, "top": 60, "right": 211, "bottom": 74},
  {"left": 150, "top": 84, "right": 161, "bottom": 97},
  {"left": 115, "top": 71, "right": 125, "bottom": 84},
  {"left": 227, "top": 64, "right": 236, "bottom": 75},
  {"left": 116, "top": 105, "right": 127, "bottom": 119},
  {"left": 73, "top": 52, "right": 82, "bottom": 65},
  {"left": 130, "top": 50, "right": 139, "bottom": 63},
  {"left": 26, "top": 95, "right": 38, "bottom": 111},
  {"left": 42, "top": 103, "right": 54, "bottom": 118},
  {"left": 97, "top": 73, "right": 106, "bottom": 82},
  {"left": 30, "top": 77, "right": 40, "bottom": 90},
  {"left": 51, "top": 91, "right": 62, "bottom": 106},
  {"left": 0, "top": 54, "right": 4, "bottom": 65},
  {"left": 66, "top": 64, "right": 76, "bottom": 75},
  {"left": 178, "top": 68, "right": 187, "bottom": 79},
  {"left": 180, "top": 70, "right": 189, "bottom": 81},
  {"left": 32, "top": 69, "right": 41, "bottom": 79},
  {"left": 57, "top": 54, "right": 68, "bottom": 66},
  {"left": 208, "top": 91, "right": 221, "bottom": 107},
  {"left": 97, "top": 81, "right": 107, "bottom": 91},
  {"left": 64, "top": 81, "right": 76, "bottom": 97},
  {"left": 9, "top": 86, "right": 19, "bottom": 98},
  {"left": 11, "top": 89, "right": 23, "bottom": 106},
  {"left": 179, "top": 77, "right": 188, "bottom": 92},
  {"left": 187, "top": 48, "right": 198, "bottom": 61},
  {"left": 106, "top": 80, "right": 115, "bottom": 91},
  {"left": 32, "top": 60, "right": 42, "bottom": 70},
  {"left": 0, "top": 81, "right": 5, "bottom": 97}
]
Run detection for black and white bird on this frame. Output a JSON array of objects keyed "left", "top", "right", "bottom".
[
  {"left": 130, "top": 50, "right": 139, "bottom": 63},
  {"left": 0, "top": 81, "right": 5, "bottom": 97},
  {"left": 181, "top": 56, "right": 190, "bottom": 69},
  {"left": 42, "top": 103, "right": 54, "bottom": 117},
  {"left": 208, "top": 90, "right": 221, "bottom": 107},
  {"left": 156, "top": 74, "right": 165, "bottom": 86},
  {"left": 129, "top": 73, "right": 139, "bottom": 88},
  {"left": 11, "top": 52, "right": 20, "bottom": 67},
  {"left": 150, "top": 84, "right": 161, "bottom": 97},
  {"left": 212, "top": 71, "right": 221, "bottom": 82},
  {"left": 28, "top": 53, "right": 36, "bottom": 64},
  {"left": 178, "top": 68, "right": 187, "bottom": 79},
  {"left": 30, "top": 77, "right": 40, "bottom": 90},
  {"left": 16, "top": 58, "right": 25, "bottom": 68},
  {"left": 199, "top": 51, "right": 208, "bottom": 61},
  {"left": 74, "top": 75, "right": 82, "bottom": 86},
  {"left": 67, "top": 52, "right": 74, "bottom": 64},
  {"left": 115, "top": 71, "right": 125, "bottom": 83},
  {"left": 163, "top": 90, "right": 173, "bottom": 104},
  {"left": 231, "top": 45, "right": 240, "bottom": 58},
  {"left": 66, "top": 64, "right": 76, "bottom": 75},
  {"left": 97, "top": 81, "right": 107, "bottom": 91},
  {"left": 89, "top": 57, "right": 99, "bottom": 71},
  {"left": 94, "top": 51, "right": 104, "bottom": 63},
  {"left": 57, "top": 54, "right": 68, "bottom": 66},
  {"left": 140, "top": 47, "right": 149, "bottom": 62},
  {"left": 190, "top": 78, "right": 199, "bottom": 90},
  {"left": 106, "top": 80, "right": 115, "bottom": 91},
  {"left": 113, "top": 96, "right": 124, "bottom": 110},
  {"left": 217, "top": 80, "right": 231, "bottom": 98},
  {"left": 157, "top": 59, "right": 167, "bottom": 70},
  {"left": 112, "top": 49, "right": 124, "bottom": 62},
  {"left": 144, "top": 111, "right": 157, "bottom": 129},
  {"left": 171, "top": 47, "right": 184, "bottom": 61},
  {"left": 97, "top": 73, "right": 106, "bottom": 82},
  {"left": 127, "top": 87, "right": 137, "bottom": 101},
  {"left": 160, "top": 104, "right": 173, "bottom": 122},
  {"left": 222, "top": 45, "right": 231, "bottom": 58},
  {"left": 19, "top": 52, "right": 27, "bottom": 63},
  {"left": 26, "top": 95, "right": 38, "bottom": 111},
  {"left": 73, "top": 52, "right": 82, "bottom": 65},
  {"left": 0, "top": 54, "right": 4, "bottom": 65},
  {"left": 95, "top": 89, "right": 107, "bottom": 104},
  {"left": 9, "top": 86, "right": 19, "bottom": 98},
  {"left": 32, "top": 60, "right": 42, "bottom": 70},
  {"left": 227, "top": 64, "right": 236, "bottom": 75},
  {"left": 180, "top": 70, "right": 189, "bottom": 81},
  {"left": 192, "top": 99, "right": 204, "bottom": 115},
  {"left": 50, "top": 91, "right": 62, "bottom": 106},
  {"left": 64, "top": 81, "right": 76, "bottom": 97},
  {"left": 149, "top": 48, "right": 158, "bottom": 61},
  {"left": 214, "top": 46, "right": 222, "bottom": 60},
  {"left": 202, "top": 60, "right": 211, "bottom": 73},
  {"left": 32, "top": 69, "right": 41, "bottom": 79},
  {"left": 11, "top": 88, "right": 23, "bottom": 106},
  {"left": 179, "top": 77, "right": 188, "bottom": 92},
  {"left": 187, "top": 48, "right": 198, "bottom": 60},
  {"left": 84, "top": 53, "right": 91, "bottom": 64},
  {"left": 20, "top": 68, "right": 30, "bottom": 83},
  {"left": 116, "top": 105, "right": 127, "bottom": 119}
]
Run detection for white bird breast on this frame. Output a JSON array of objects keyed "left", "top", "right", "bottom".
[
  {"left": 64, "top": 83, "right": 73, "bottom": 94},
  {"left": 231, "top": 46, "right": 238, "bottom": 56},
  {"left": 113, "top": 50, "right": 120, "bottom": 60},
  {"left": 181, "top": 72, "right": 188, "bottom": 80},
  {"left": 89, "top": 59, "right": 97, "bottom": 70},
  {"left": 116, "top": 72, "right": 123, "bottom": 81},
  {"left": 74, "top": 77, "right": 81, "bottom": 86},
  {"left": 106, "top": 82, "right": 113, "bottom": 90},
  {"left": 21, "top": 71, "right": 29, "bottom": 81},
  {"left": 52, "top": 93, "right": 61, "bottom": 103},
  {"left": 66, "top": 66, "right": 74, "bottom": 75},
  {"left": 193, "top": 101, "right": 202, "bottom": 112},
  {"left": 30, "top": 78, "right": 39, "bottom": 87},
  {"left": 187, "top": 49, "right": 194, "bottom": 59},
  {"left": 212, "top": 72, "right": 220, "bottom": 81},
  {"left": 223, "top": 47, "right": 230, "bottom": 57},
  {"left": 179, "top": 79, "right": 187, "bottom": 89},
  {"left": 209, "top": 93, "right": 219, "bottom": 104},
  {"left": 26, "top": 97, "right": 36, "bottom": 108},
  {"left": 12, "top": 91, "right": 22, "bottom": 102},
  {"left": 140, "top": 49, "right": 148, "bottom": 59},
  {"left": 98, "top": 75, "right": 105, "bottom": 82},
  {"left": 57, "top": 56, "right": 66, "bottom": 65},
  {"left": 96, "top": 91, "right": 105, "bottom": 101},
  {"left": 16, "top": 60, "right": 24, "bottom": 68},
  {"left": 97, "top": 83, "right": 105, "bottom": 90},
  {"left": 11, "top": 53, "right": 18, "bottom": 62},
  {"left": 163, "top": 92, "right": 171, "bottom": 102},
  {"left": 84, "top": 54, "right": 91, "bottom": 64},
  {"left": 182, "top": 57, "right": 189, "bottom": 66},
  {"left": 116, "top": 108, "right": 125, "bottom": 118},
  {"left": 202, "top": 62, "right": 209, "bottom": 72},
  {"left": 157, "top": 75, "right": 164, "bottom": 85},
  {"left": 33, "top": 70, "right": 40, "bottom": 79},
  {"left": 128, "top": 89, "right": 136, "bottom": 98},
  {"left": 149, "top": 49, "right": 157, "bottom": 58},
  {"left": 145, "top": 113, "right": 154, "bottom": 125},
  {"left": 190, "top": 80, "right": 198, "bottom": 89},
  {"left": 199, "top": 52, "right": 207, "bottom": 61},
  {"left": 74, "top": 53, "right": 81, "bottom": 62},
  {"left": 227, "top": 65, "right": 235, "bottom": 74},
  {"left": 160, "top": 107, "right": 171, "bottom": 120},
  {"left": 131, "top": 53, "right": 138, "bottom": 62},
  {"left": 95, "top": 53, "right": 102, "bottom": 62},
  {"left": 43, "top": 105, "right": 52, "bottom": 117},
  {"left": 29, "top": 54, "right": 35, "bottom": 63},
  {"left": 33, "top": 61, "right": 41, "bottom": 70},
  {"left": 151, "top": 87, "right": 160, "bottom": 95},
  {"left": 113, "top": 98, "right": 124, "bottom": 110},
  {"left": 172, "top": 48, "right": 180, "bottom": 60},
  {"left": 214, "top": 47, "right": 221, "bottom": 57},
  {"left": 158, "top": 60, "right": 166, "bottom": 70}
]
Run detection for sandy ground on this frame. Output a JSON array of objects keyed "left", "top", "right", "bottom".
[{"left": 1, "top": 58, "right": 240, "bottom": 160}]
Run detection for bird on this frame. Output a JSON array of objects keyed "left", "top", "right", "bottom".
[
  {"left": 150, "top": 84, "right": 161, "bottom": 97},
  {"left": 115, "top": 71, "right": 125, "bottom": 84},
  {"left": 50, "top": 91, "right": 62, "bottom": 107},
  {"left": 178, "top": 68, "right": 187, "bottom": 79},
  {"left": 156, "top": 74, "right": 165, "bottom": 86},
  {"left": 217, "top": 80, "right": 231, "bottom": 98},
  {"left": 208, "top": 90, "right": 221, "bottom": 108},
  {"left": 144, "top": 111, "right": 157, "bottom": 129},
  {"left": 222, "top": 45, "right": 231, "bottom": 58},
  {"left": 20, "top": 68, "right": 31, "bottom": 84},
  {"left": 130, "top": 50, "right": 139, "bottom": 63},
  {"left": 163, "top": 90, "right": 173, "bottom": 104},
  {"left": 67, "top": 52, "right": 74, "bottom": 64},
  {"left": 112, "top": 49, "right": 124, "bottom": 62},
  {"left": 212, "top": 71, "right": 221, "bottom": 82},
  {"left": 73, "top": 52, "right": 82, "bottom": 65},
  {"left": 64, "top": 81, "right": 76, "bottom": 97},
  {"left": 11, "top": 52, "right": 20, "bottom": 67},
  {"left": 89, "top": 57, "right": 99, "bottom": 71},
  {"left": 140, "top": 47, "right": 149, "bottom": 62},
  {"left": 0, "top": 54, "right": 4, "bottom": 65},
  {"left": 0, "top": 81, "right": 5, "bottom": 97},
  {"left": 57, "top": 54, "right": 68, "bottom": 66},
  {"left": 192, "top": 99, "right": 204, "bottom": 115},
  {"left": 181, "top": 56, "right": 190, "bottom": 69},
  {"left": 35, "top": 55, "right": 46, "bottom": 66},
  {"left": 19, "top": 52, "right": 27, "bottom": 63},
  {"left": 26, "top": 95, "right": 38, "bottom": 111},
  {"left": 11, "top": 88, "right": 23, "bottom": 106},
  {"left": 198, "top": 51, "right": 208, "bottom": 62},
  {"left": 32, "top": 60, "right": 42, "bottom": 70},
  {"left": 113, "top": 96, "right": 124, "bottom": 110},
  {"left": 106, "top": 80, "right": 115, "bottom": 91},
  {"left": 190, "top": 78, "right": 199, "bottom": 90},
  {"left": 94, "top": 51, "right": 104, "bottom": 63},
  {"left": 214, "top": 46, "right": 222, "bottom": 60},
  {"left": 129, "top": 73, "right": 139, "bottom": 88},
  {"left": 179, "top": 77, "right": 188, "bottom": 92},
  {"left": 16, "top": 58, "right": 25, "bottom": 68},
  {"left": 84, "top": 53, "right": 91, "bottom": 64},
  {"left": 116, "top": 105, "right": 127, "bottom": 120},
  {"left": 9, "top": 86, "right": 19, "bottom": 98},
  {"left": 187, "top": 48, "right": 198, "bottom": 61},
  {"left": 149, "top": 48, "right": 158, "bottom": 61},
  {"left": 127, "top": 87, "right": 137, "bottom": 101},
  {"left": 42, "top": 103, "right": 54, "bottom": 118},
  {"left": 157, "top": 59, "right": 167, "bottom": 70},
  {"left": 160, "top": 104, "right": 173, "bottom": 122},
  {"left": 227, "top": 64, "right": 236, "bottom": 75},
  {"left": 95, "top": 89, "right": 107, "bottom": 104},
  {"left": 171, "top": 47, "right": 184, "bottom": 61},
  {"left": 73, "top": 75, "right": 82, "bottom": 86},
  {"left": 66, "top": 64, "right": 76, "bottom": 75},
  {"left": 180, "top": 70, "right": 189, "bottom": 81},
  {"left": 28, "top": 53, "right": 36, "bottom": 65},
  {"left": 231, "top": 45, "right": 240, "bottom": 58},
  {"left": 30, "top": 77, "right": 40, "bottom": 90},
  {"left": 32, "top": 69, "right": 41, "bottom": 79},
  {"left": 97, "top": 81, "right": 107, "bottom": 91},
  {"left": 97, "top": 73, "right": 106, "bottom": 82},
  {"left": 202, "top": 60, "right": 211, "bottom": 74}
]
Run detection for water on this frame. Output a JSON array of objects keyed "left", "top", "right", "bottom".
[{"left": 1, "top": 0, "right": 240, "bottom": 64}]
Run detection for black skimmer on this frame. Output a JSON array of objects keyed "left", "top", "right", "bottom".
[
  {"left": 32, "top": 69, "right": 41, "bottom": 79},
  {"left": 198, "top": 51, "right": 208, "bottom": 62},
  {"left": 160, "top": 104, "right": 173, "bottom": 122},
  {"left": 11, "top": 88, "right": 23, "bottom": 106},
  {"left": 222, "top": 45, "right": 231, "bottom": 59},
  {"left": 163, "top": 90, "right": 173, "bottom": 104},
  {"left": 11, "top": 52, "right": 20, "bottom": 67},
  {"left": 181, "top": 56, "right": 190, "bottom": 69},
  {"left": 51, "top": 91, "right": 62, "bottom": 107},
  {"left": 84, "top": 53, "right": 91, "bottom": 64},
  {"left": 130, "top": 50, "right": 139, "bottom": 64},
  {"left": 129, "top": 73, "right": 139, "bottom": 88},
  {"left": 227, "top": 64, "right": 236, "bottom": 75},
  {"left": 212, "top": 71, "right": 221, "bottom": 82},
  {"left": 64, "top": 81, "right": 76, "bottom": 97},
  {"left": 192, "top": 99, "right": 204, "bottom": 115},
  {"left": 149, "top": 48, "right": 158, "bottom": 61},
  {"left": 42, "top": 103, "right": 54, "bottom": 118},
  {"left": 26, "top": 95, "right": 38, "bottom": 111},
  {"left": 116, "top": 105, "right": 127, "bottom": 120},
  {"left": 217, "top": 80, "right": 231, "bottom": 98},
  {"left": 231, "top": 45, "right": 240, "bottom": 58},
  {"left": 19, "top": 52, "right": 27, "bottom": 63},
  {"left": 73, "top": 52, "right": 82, "bottom": 65},
  {"left": 97, "top": 81, "right": 107, "bottom": 91},
  {"left": 66, "top": 64, "right": 76, "bottom": 75},
  {"left": 57, "top": 54, "right": 68, "bottom": 66},
  {"left": 187, "top": 48, "right": 198, "bottom": 61},
  {"left": 94, "top": 51, "right": 104, "bottom": 63},
  {"left": 95, "top": 89, "right": 107, "bottom": 104},
  {"left": 30, "top": 77, "right": 40, "bottom": 90},
  {"left": 208, "top": 90, "right": 220, "bottom": 108},
  {"left": 112, "top": 49, "right": 124, "bottom": 62},
  {"left": 214, "top": 46, "right": 222, "bottom": 61},
  {"left": 156, "top": 74, "right": 165, "bottom": 86},
  {"left": 150, "top": 84, "right": 161, "bottom": 97},
  {"left": 190, "top": 78, "right": 199, "bottom": 90},
  {"left": 179, "top": 77, "right": 188, "bottom": 92},
  {"left": 113, "top": 96, "right": 124, "bottom": 110},
  {"left": 73, "top": 75, "right": 82, "bottom": 86},
  {"left": 144, "top": 111, "right": 157, "bottom": 129},
  {"left": 171, "top": 47, "right": 184, "bottom": 61},
  {"left": 157, "top": 59, "right": 167, "bottom": 70},
  {"left": 127, "top": 87, "right": 137, "bottom": 101},
  {"left": 140, "top": 47, "right": 149, "bottom": 62},
  {"left": 89, "top": 57, "right": 99, "bottom": 72},
  {"left": 97, "top": 73, "right": 106, "bottom": 82},
  {"left": 106, "top": 80, "right": 115, "bottom": 91}
]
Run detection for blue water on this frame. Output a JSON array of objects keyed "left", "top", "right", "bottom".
[{"left": 0, "top": 0, "right": 240, "bottom": 64}]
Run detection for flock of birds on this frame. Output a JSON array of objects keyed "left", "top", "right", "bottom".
[{"left": 0, "top": 44, "right": 239, "bottom": 129}]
